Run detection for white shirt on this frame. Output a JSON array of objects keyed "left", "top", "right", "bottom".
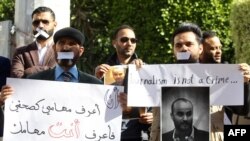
[{"left": 36, "top": 39, "right": 53, "bottom": 65}]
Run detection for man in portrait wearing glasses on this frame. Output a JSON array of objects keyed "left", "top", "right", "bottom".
[
  {"left": 95, "top": 24, "right": 153, "bottom": 141},
  {"left": 11, "top": 6, "right": 57, "bottom": 78}
]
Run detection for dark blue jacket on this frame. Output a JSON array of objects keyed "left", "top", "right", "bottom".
[
  {"left": 162, "top": 127, "right": 209, "bottom": 141},
  {"left": 0, "top": 56, "right": 11, "bottom": 137}
]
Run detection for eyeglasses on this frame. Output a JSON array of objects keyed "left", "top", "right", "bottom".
[
  {"left": 32, "top": 20, "right": 50, "bottom": 26},
  {"left": 120, "top": 37, "right": 137, "bottom": 44}
]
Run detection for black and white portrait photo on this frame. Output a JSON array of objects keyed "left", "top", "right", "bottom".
[{"left": 161, "top": 86, "right": 210, "bottom": 141}]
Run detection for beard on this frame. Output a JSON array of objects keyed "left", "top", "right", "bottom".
[
  {"left": 33, "top": 28, "right": 54, "bottom": 41},
  {"left": 176, "top": 58, "right": 198, "bottom": 63},
  {"left": 175, "top": 121, "right": 193, "bottom": 132},
  {"left": 179, "top": 122, "right": 192, "bottom": 131},
  {"left": 117, "top": 46, "right": 134, "bottom": 58},
  {"left": 57, "top": 59, "right": 75, "bottom": 68}
]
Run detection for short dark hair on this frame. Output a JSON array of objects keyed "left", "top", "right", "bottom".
[
  {"left": 171, "top": 22, "right": 202, "bottom": 45},
  {"left": 171, "top": 98, "right": 193, "bottom": 113},
  {"left": 202, "top": 30, "right": 217, "bottom": 43},
  {"left": 111, "top": 25, "right": 135, "bottom": 40},
  {"left": 31, "top": 6, "right": 55, "bottom": 20}
]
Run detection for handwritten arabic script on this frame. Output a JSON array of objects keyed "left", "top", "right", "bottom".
[
  {"left": 9, "top": 99, "right": 101, "bottom": 117},
  {"left": 4, "top": 78, "right": 123, "bottom": 141}
]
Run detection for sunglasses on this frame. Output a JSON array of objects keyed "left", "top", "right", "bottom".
[
  {"left": 120, "top": 37, "right": 137, "bottom": 44},
  {"left": 32, "top": 20, "right": 50, "bottom": 26}
]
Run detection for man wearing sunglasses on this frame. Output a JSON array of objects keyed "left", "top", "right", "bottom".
[
  {"left": 95, "top": 25, "right": 153, "bottom": 141},
  {"left": 11, "top": 6, "right": 57, "bottom": 78}
]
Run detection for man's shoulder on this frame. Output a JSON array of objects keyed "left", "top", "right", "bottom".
[
  {"left": 162, "top": 130, "right": 174, "bottom": 141},
  {"left": 78, "top": 71, "right": 103, "bottom": 84},
  {"left": 194, "top": 127, "right": 209, "bottom": 134},
  {"left": 0, "top": 56, "right": 9, "bottom": 61},
  {"left": 0, "top": 56, "right": 10, "bottom": 64},
  {"left": 194, "top": 127, "right": 209, "bottom": 140},
  {"left": 0, "top": 56, "right": 10, "bottom": 70},
  {"left": 14, "top": 42, "right": 37, "bottom": 53},
  {"left": 27, "top": 69, "right": 54, "bottom": 80}
]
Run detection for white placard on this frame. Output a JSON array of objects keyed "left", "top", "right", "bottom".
[
  {"left": 128, "top": 64, "right": 244, "bottom": 106},
  {"left": 4, "top": 78, "right": 123, "bottom": 141}
]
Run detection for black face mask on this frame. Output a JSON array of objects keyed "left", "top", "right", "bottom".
[{"left": 176, "top": 59, "right": 199, "bottom": 64}]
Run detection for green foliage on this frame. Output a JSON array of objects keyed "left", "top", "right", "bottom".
[
  {"left": 70, "top": 0, "right": 234, "bottom": 74},
  {"left": 0, "top": 0, "right": 235, "bottom": 74},
  {"left": 0, "top": 0, "right": 14, "bottom": 21},
  {"left": 159, "top": 0, "right": 233, "bottom": 63},
  {"left": 70, "top": 0, "right": 171, "bottom": 74},
  {"left": 230, "top": 0, "right": 250, "bottom": 63}
]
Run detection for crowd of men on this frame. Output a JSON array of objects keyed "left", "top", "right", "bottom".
[{"left": 0, "top": 6, "right": 250, "bottom": 141}]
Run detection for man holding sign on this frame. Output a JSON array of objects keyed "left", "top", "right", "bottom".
[
  {"left": 0, "top": 27, "right": 104, "bottom": 140},
  {"left": 95, "top": 25, "right": 153, "bottom": 141},
  {"left": 148, "top": 22, "right": 204, "bottom": 141},
  {"left": 148, "top": 23, "right": 250, "bottom": 141},
  {"left": 3, "top": 27, "right": 102, "bottom": 84}
]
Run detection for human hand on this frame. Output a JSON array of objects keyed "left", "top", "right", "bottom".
[
  {"left": 130, "top": 59, "right": 144, "bottom": 70},
  {"left": 118, "top": 92, "right": 132, "bottom": 113},
  {"left": 94, "top": 64, "right": 111, "bottom": 79},
  {"left": 0, "top": 85, "right": 14, "bottom": 105},
  {"left": 239, "top": 63, "right": 250, "bottom": 83},
  {"left": 139, "top": 112, "right": 153, "bottom": 124}
]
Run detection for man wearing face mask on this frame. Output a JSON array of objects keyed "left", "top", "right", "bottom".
[
  {"left": 11, "top": 6, "right": 57, "bottom": 78},
  {"left": 149, "top": 22, "right": 204, "bottom": 141},
  {"left": 0, "top": 27, "right": 103, "bottom": 139},
  {"left": 24, "top": 27, "right": 103, "bottom": 83},
  {"left": 1, "top": 27, "right": 102, "bottom": 101}
]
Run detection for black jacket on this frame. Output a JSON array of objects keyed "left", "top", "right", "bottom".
[
  {"left": 106, "top": 52, "right": 151, "bottom": 140},
  {"left": 27, "top": 67, "right": 103, "bottom": 84},
  {"left": 162, "top": 127, "right": 209, "bottom": 141},
  {"left": 0, "top": 56, "right": 11, "bottom": 137}
]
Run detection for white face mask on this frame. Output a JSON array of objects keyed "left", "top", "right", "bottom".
[
  {"left": 176, "top": 52, "right": 191, "bottom": 60},
  {"left": 57, "top": 52, "right": 74, "bottom": 60},
  {"left": 34, "top": 28, "right": 49, "bottom": 39}
]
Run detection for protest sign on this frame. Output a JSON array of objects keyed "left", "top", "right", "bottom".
[
  {"left": 128, "top": 64, "right": 243, "bottom": 106},
  {"left": 4, "top": 78, "right": 123, "bottom": 141}
]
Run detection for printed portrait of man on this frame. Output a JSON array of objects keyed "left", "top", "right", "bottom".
[
  {"left": 161, "top": 87, "right": 209, "bottom": 141},
  {"left": 104, "top": 65, "right": 127, "bottom": 86}
]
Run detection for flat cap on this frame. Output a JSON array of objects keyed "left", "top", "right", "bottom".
[{"left": 53, "top": 27, "right": 85, "bottom": 46}]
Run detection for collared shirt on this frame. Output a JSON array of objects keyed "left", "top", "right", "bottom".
[
  {"left": 36, "top": 39, "right": 53, "bottom": 65},
  {"left": 55, "top": 64, "right": 79, "bottom": 82},
  {"left": 173, "top": 127, "right": 194, "bottom": 141}
]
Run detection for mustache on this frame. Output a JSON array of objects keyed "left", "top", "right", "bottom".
[{"left": 180, "top": 121, "right": 191, "bottom": 125}]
